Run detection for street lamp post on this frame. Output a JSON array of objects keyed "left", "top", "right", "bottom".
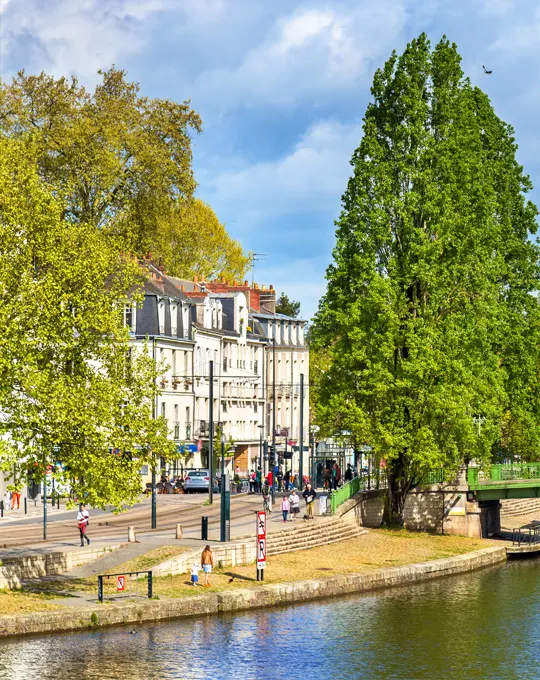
[
  {"left": 220, "top": 433, "right": 231, "bottom": 542},
  {"left": 258, "top": 424, "right": 264, "bottom": 478}
]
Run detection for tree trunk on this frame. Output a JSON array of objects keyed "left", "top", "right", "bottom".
[{"left": 383, "top": 453, "right": 411, "bottom": 527}]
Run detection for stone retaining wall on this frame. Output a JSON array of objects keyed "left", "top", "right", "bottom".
[
  {"left": 0, "top": 545, "right": 121, "bottom": 589},
  {"left": 152, "top": 541, "right": 257, "bottom": 578},
  {"left": 0, "top": 546, "right": 506, "bottom": 638}
]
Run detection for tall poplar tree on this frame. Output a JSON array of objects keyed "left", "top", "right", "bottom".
[{"left": 313, "top": 35, "right": 540, "bottom": 524}]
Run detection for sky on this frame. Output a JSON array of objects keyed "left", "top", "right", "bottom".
[{"left": 1, "top": 0, "right": 540, "bottom": 320}]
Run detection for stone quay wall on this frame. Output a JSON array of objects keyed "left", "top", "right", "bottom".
[
  {"left": 0, "top": 546, "right": 506, "bottom": 638},
  {"left": 0, "top": 545, "right": 121, "bottom": 589}
]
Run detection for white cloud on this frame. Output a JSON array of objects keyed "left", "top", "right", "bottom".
[
  {"left": 205, "top": 119, "right": 363, "bottom": 219},
  {"left": 0, "top": 0, "right": 227, "bottom": 79},
  {"left": 192, "top": 1, "right": 408, "bottom": 109}
]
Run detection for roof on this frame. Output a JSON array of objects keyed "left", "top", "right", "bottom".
[{"left": 251, "top": 311, "right": 306, "bottom": 323}]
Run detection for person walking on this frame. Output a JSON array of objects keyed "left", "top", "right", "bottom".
[
  {"left": 284, "top": 469, "right": 290, "bottom": 491},
  {"left": 303, "top": 484, "right": 317, "bottom": 520},
  {"left": 201, "top": 545, "right": 214, "bottom": 587},
  {"left": 9, "top": 484, "right": 22, "bottom": 511},
  {"left": 281, "top": 495, "right": 290, "bottom": 522},
  {"left": 289, "top": 489, "right": 300, "bottom": 520},
  {"left": 262, "top": 481, "right": 272, "bottom": 513},
  {"left": 255, "top": 468, "right": 262, "bottom": 494},
  {"left": 77, "top": 503, "right": 90, "bottom": 546},
  {"left": 345, "top": 463, "right": 353, "bottom": 482},
  {"left": 249, "top": 470, "right": 256, "bottom": 494}
]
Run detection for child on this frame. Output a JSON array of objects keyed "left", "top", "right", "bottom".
[
  {"left": 191, "top": 562, "right": 200, "bottom": 586},
  {"left": 281, "top": 495, "right": 290, "bottom": 522}
]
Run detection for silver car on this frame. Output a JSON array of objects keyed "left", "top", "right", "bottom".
[{"left": 184, "top": 469, "right": 210, "bottom": 493}]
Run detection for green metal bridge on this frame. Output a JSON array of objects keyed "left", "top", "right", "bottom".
[{"left": 467, "top": 463, "right": 540, "bottom": 501}]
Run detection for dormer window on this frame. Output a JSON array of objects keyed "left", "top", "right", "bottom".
[
  {"left": 171, "top": 302, "right": 178, "bottom": 335},
  {"left": 158, "top": 300, "right": 165, "bottom": 334},
  {"left": 124, "top": 304, "right": 135, "bottom": 332}
]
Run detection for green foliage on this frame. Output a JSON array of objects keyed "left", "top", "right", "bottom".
[
  {"left": 153, "top": 198, "right": 251, "bottom": 281},
  {"left": 313, "top": 34, "right": 540, "bottom": 523},
  {"left": 0, "top": 68, "right": 249, "bottom": 280},
  {"left": 0, "top": 137, "right": 175, "bottom": 509},
  {"left": 276, "top": 293, "right": 301, "bottom": 318}
]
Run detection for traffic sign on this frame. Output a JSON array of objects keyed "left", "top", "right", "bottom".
[
  {"left": 257, "top": 511, "right": 266, "bottom": 538},
  {"left": 257, "top": 537, "right": 266, "bottom": 569},
  {"left": 256, "top": 511, "right": 266, "bottom": 570},
  {"left": 117, "top": 575, "right": 126, "bottom": 591}
]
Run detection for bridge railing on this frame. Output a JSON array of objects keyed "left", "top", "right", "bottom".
[
  {"left": 330, "top": 476, "right": 365, "bottom": 513},
  {"left": 512, "top": 527, "right": 540, "bottom": 546},
  {"left": 468, "top": 463, "right": 540, "bottom": 488}
]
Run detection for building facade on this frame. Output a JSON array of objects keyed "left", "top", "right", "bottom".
[{"left": 130, "top": 268, "right": 309, "bottom": 478}]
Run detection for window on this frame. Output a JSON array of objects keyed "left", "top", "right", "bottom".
[
  {"left": 171, "top": 302, "right": 178, "bottom": 335},
  {"left": 158, "top": 301, "right": 166, "bottom": 334},
  {"left": 161, "top": 402, "right": 166, "bottom": 419},
  {"left": 123, "top": 304, "right": 134, "bottom": 331},
  {"left": 172, "top": 350, "right": 177, "bottom": 377},
  {"left": 185, "top": 407, "right": 191, "bottom": 439},
  {"left": 254, "top": 401, "right": 258, "bottom": 413},
  {"left": 222, "top": 400, "right": 228, "bottom": 413}
]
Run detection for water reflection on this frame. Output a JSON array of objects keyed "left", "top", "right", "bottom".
[{"left": 0, "top": 559, "right": 538, "bottom": 680}]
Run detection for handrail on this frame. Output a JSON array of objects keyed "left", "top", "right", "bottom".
[
  {"left": 468, "top": 463, "right": 540, "bottom": 488},
  {"left": 330, "top": 477, "right": 365, "bottom": 513}
]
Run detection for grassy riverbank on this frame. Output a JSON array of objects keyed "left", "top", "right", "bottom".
[{"left": 0, "top": 530, "right": 492, "bottom": 615}]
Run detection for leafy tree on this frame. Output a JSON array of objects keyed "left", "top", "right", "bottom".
[
  {"left": 276, "top": 293, "right": 301, "bottom": 318},
  {"left": 0, "top": 68, "right": 250, "bottom": 280},
  {"left": 0, "top": 137, "right": 176, "bottom": 508},
  {"left": 312, "top": 34, "right": 540, "bottom": 525},
  {"left": 154, "top": 198, "right": 251, "bottom": 281}
]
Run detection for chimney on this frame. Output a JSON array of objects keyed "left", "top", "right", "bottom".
[
  {"left": 180, "top": 285, "right": 185, "bottom": 291},
  {"left": 269, "top": 285, "right": 274, "bottom": 291},
  {"left": 244, "top": 280, "right": 249, "bottom": 286},
  {"left": 194, "top": 275, "right": 198, "bottom": 283}
]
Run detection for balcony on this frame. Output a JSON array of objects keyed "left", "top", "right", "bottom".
[
  {"left": 185, "top": 424, "right": 192, "bottom": 440},
  {"left": 197, "top": 420, "right": 208, "bottom": 436}
]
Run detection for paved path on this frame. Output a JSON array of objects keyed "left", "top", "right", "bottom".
[{"left": 0, "top": 492, "right": 329, "bottom": 557}]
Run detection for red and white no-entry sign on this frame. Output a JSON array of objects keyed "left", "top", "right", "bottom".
[
  {"left": 117, "top": 575, "right": 126, "bottom": 591},
  {"left": 256, "top": 511, "right": 266, "bottom": 570}
]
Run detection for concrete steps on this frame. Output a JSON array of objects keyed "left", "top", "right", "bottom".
[{"left": 266, "top": 516, "right": 366, "bottom": 556}]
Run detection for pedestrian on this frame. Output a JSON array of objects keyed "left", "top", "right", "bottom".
[
  {"left": 256, "top": 467, "right": 262, "bottom": 493},
  {"left": 10, "top": 484, "right": 22, "bottom": 511},
  {"left": 289, "top": 489, "right": 300, "bottom": 520},
  {"left": 284, "top": 469, "right": 290, "bottom": 491},
  {"left": 77, "top": 503, "right": 90, "bottom": 546},
  {"left": 281, "top": 495, "right": 290, "bottom": 522},
  {"left": 323, "top": 467, "right": 330, "bottom": 491},
  {"left": 190, "top": 562, "right": 200, "bottom": 586},
  {"left": 201, "top": 545, "right": 214, "bottom": 587},
  {"left": 277, "top": 468, "right": 283, "bottom": 492},
  {"left": 262, "top": 481, "right": 272, "bottom": 513},
  {"left": 345, "top": 463, "right": 353, "bottom": 482},
  {"left": 303, "top": 483, "right": 317, "bottom": 520},
  {"left": 249, "top": 469, "right": 256, "bottom": 494},
  {"left": 266, "top": 470, "right": 273, "bottom": 489}
]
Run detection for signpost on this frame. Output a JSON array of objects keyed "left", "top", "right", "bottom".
[
  {"left": 256, "top": 510, "right": 266, "bottom": 580},
  {"left": 117, "top": 575, "right": 126, "bottom": 591}
]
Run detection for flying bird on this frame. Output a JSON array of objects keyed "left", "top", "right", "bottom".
[{"left": 482, "top": 65, "right": 492, "bottom": 75}]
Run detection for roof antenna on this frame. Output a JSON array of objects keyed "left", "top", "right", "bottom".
[{"left": 251, "top": 253, "right": 268, "bottom": 287}]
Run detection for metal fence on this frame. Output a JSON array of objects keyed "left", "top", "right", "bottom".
[
  {"left": 97, "top": 570, "right": 153, "bottom": 603},
  {"left": 512, "top": 527, "right": 540, "bottom": 546}
]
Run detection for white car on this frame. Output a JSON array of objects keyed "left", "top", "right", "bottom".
[{"left": 184, "top": 470, "right": 210, "bottom": 493}]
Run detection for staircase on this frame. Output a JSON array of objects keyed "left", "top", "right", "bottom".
[{"left": 266, "top": 515, "right": 366, "bottom": 556}]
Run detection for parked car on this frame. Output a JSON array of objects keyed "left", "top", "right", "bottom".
[{"left": 184, "top": 469, "right": 211, "bottom": 493}]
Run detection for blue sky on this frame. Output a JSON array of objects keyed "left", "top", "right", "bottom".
[{"left": 1, "top": 0, "right": 540, "bottom": 319}]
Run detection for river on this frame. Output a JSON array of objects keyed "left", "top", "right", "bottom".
[{"left": 0, "top": 558, "right": 538, "bottom": 680}]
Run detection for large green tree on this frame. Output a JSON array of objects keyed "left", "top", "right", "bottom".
[
  {"left": 313, "top": 34, "right": 540, "bottom": 524},
  {"left": 0, "top": 68, "right": 250, "bottom": 280},
  {"left": 0, "top": 137, "right": 176, "bottom": 508}
]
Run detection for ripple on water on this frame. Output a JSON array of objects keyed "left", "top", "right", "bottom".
[{"left": 0, "top": 559, "right": 538, "bottom": 680}]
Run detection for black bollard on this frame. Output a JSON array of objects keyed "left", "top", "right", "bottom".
[
  {"left": 201, "top": 516, "right": 208, "bottom": 541},
  {"left": 24, "top": 497, "right": 27, "bottom": 515},
  {"left": 0, "top": 501, "right": 3, "bottom": 518}
]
